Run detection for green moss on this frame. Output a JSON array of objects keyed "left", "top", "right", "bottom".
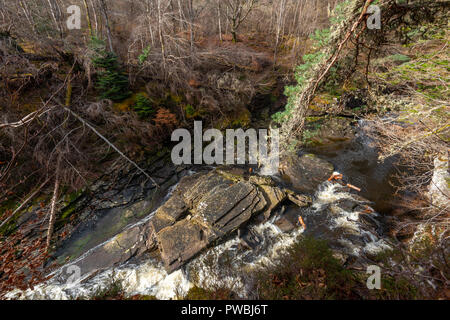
[
  {"left": 302, "top": 127, "right": 322, "bottom": 146},
  {"left": 59, "top": 234, "right": 93, "bottom": 263},
  {"left": 185, "top": 104, "right": 196, "bottom": 118},
  {"left": 127, "top": 295, "right": 158, "bottom": 300},
  {"left": 256, "top": 236, "right": 359, "bottom": 300},
  {"left": 0, "top": 212, "right": 19, "bottom": 236},
  {"left": 90, "top": 276, "right": 124, "bottom": 300},
  {"left": 216, "top": 169, "right": 244, "bottom": 183},
  {"left": 374, "top": 50, "right": 449, "bottom": 104},
  {"left": 184, "top": 286, "right": 234, "bottom": 300},
  {"left": 376, "top": 276, "right": 419, "bottom": 300},
  {"left": 220, "top": 108, "right": 251, "bottom": 129}
]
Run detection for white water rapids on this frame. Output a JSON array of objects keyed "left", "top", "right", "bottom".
[{"left": 5, "top": 179, "right": 391, "bottom": 300}]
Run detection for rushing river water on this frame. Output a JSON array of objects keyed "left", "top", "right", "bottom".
[
  {"left": 5, "top": 119, "right": 396, "bottom": 300},
  {"left": 6, "top": 181, "right": 391, "bottom": 300}
]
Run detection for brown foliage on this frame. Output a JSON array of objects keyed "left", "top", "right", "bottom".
[
  {"left": 0, "top": 224, "right": 50, "bottom": 297},
  {"left": 154, "top": 107, "right": 178, "bottom": 130}
]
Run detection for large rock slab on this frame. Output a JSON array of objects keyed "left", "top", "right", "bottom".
[
  {"left": 54, "top": 220, "right": 156, "bottom": 283},
  {"left": 280, "top": 154, "right": 334, "bottom": 193},
  {"left": 157, "top": 219, "right": 211, "bottom": 272},
  {"left": 153, "top": 171, "right": 275, "bottom": 273},
  {"left": 195, "top": 181, "right": 265, "bottom": 233},
  {"left": 149, "top": 172, "right": 207, "bottom": 234}
]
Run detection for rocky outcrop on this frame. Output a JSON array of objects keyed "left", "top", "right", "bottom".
[
  {"left": 152, "top": 171, "right": 268, "bottom": 272},
  {"left": 52, "top": 157, "right": 324, "bottom": 277},
  {"left": 150, "top": 169, "right": 311, "bottom": 273},
  {"left": 280, "top": 153, "right": 334, "bottom": 193},
  {"left": 54, "top": 220, "right": 156, "bottom": 283}
]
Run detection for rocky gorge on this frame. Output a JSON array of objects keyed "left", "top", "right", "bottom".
[{"left": 5, "top": 121, "right": 396, "bottom": 299}]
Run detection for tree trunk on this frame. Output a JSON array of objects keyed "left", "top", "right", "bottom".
[
  {"left": 98, "top": 0, "right": 114, "bottom": 53},
  {"left": 217, "top": 1, "right": 222, "bottom": 41},
  {"left": 231, "top": 30, "right": 237, "bottom": 43},
  {"left": 157, "top": 0, "right": 166, "bottom": 72},
  {"left": 83, "top": 0, "right": 93, "bottom": 37},
  {"left": 46, "top": 155, "right": 61, "bottom": 252},
  {"left": 88, "top": 0, "right": 99, "bottom": 34},
  {"left": 46, "top": 0, "right": 63, "bottom": 39}
]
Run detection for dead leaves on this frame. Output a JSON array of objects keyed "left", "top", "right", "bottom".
[{"left": 0, "top": 221, "right": 49, "bottom": 297}]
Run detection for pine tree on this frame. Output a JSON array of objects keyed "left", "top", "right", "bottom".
[
  {"left": 132, "top": 93, "right": 155, "bottom": 118},
  {"left": 90, "top": 38, "right": 131, "bottom": 102}
]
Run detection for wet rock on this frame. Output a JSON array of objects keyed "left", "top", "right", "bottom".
[
  {"left": 303, "top": 117, "right": 355, "bottom": 147},
  {"left": 274, "top": 217, "right": 296, "bottom": 233},
  {"left": 274, "top": 207, "right": 302, "bottom": 233},
  {"left": 239, "top": 228, "right": 263, "bottom": 250},
  {"left": 359, "top": 213, "right": 381, "bottom": 231},
  {"left": 280, "top": 154, "right": 334, "bottom": 193},
  {"left": 259, "top": 185, "right": 286, "bottom": 220},
  {"left": 334, "top": 199, "right": 359, "bottom": 212},
  {"left": 287, "top": 193, "right": 312, "bottom": 207},
  {"left": 152, "top": 170, "right": 312, "bottom": 273},
  {"left": 56, "top": 220, "right": 155, "bottom": 283},
  {"left": 52, "top": 163, "right": 181, "bottom": 265},
  {"left": 249, "top": 175, "right": 276, "bottom": 186}
]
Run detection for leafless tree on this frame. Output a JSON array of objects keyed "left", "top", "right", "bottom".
[{"left": 223, "top": 0, "right": 258, "bottom": 43}]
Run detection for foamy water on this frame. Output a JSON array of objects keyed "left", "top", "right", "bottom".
[{"left": 5, "top": 178, "right": 391, "bottom": 300}]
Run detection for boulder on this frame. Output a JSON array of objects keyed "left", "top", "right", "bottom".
[
  {"left": 157, "top": 219, "right": 211, "bottom": 272},
  {"left": 239, "top": 227, "right": 263, "bottom": 250},
  {"left": 155, "top": 173, "right": 268, "bottom": 272},
  {"left": 183, "top": 172, "right": 231, "bottom": 207},
  {"left": 149, "top": 172, "right": 206, "bottom": 234},
  {"left": 150, "top": 170, "right": 309, "bottom": 273},
  {"left": 150, "top": 193, "right": 187, "bottom": 233},
  {"left": 274, "top": 217, "right": 296, "bottom": 233},
  {"left": 274, "top": 207, "right": 302, "bottom": 233},
  {"left": 195, "top": 181, "right": 266, "bottom": 235},
  {"left": 287, "top": 193, "right": 312, "bottom": 207},
  {"left": 280, "top": 154, "right": 334, "bottom": 193}
]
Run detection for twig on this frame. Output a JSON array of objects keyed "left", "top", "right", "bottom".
[
  {"left": 63, "top": 106, "right": 159, "bottom": 188},
  {"left": 46, "top": 155, "right": 61, "bottom": 251},
  {"left": 0, "top": 177, "right": 51, "bottom": 230}
]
